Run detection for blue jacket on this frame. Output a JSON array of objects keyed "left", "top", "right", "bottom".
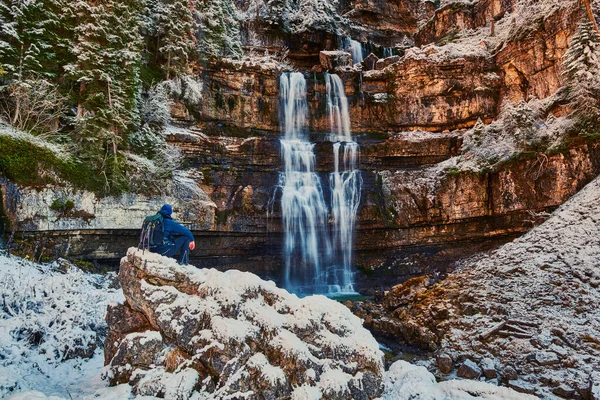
[{"left": 160, "top": 212, "right": 194, "bottom": 244}]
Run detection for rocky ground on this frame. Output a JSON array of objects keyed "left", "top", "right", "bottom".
[
  {"left": 0, "top": 248, "right": 534, "bottom": 400},
  {"left": 350, "top": 175, "right": 600, "bottom": 398}
]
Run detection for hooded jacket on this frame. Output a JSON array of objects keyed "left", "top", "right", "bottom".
[{"left": 158, "top": 205, "right": 194, "bottom": 244}]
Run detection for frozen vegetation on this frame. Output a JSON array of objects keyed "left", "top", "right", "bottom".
[
  {"left": 0, "top": 253, "right": 123, "bottom": 398},
  {"left": 440, "top": 94, "right": 574, "bottom": 173}
]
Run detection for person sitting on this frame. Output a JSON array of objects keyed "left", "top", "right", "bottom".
[{"left": 150, "top": 204, "right": 195, "bottom": 264}]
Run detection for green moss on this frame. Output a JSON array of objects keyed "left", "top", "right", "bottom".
[
  {"left": 50, "top": 198, "right": 75, "bottom": 213},
  {"left": 0, "top": 135, "right": 116, "bottom": 195},
  {"left": 71, "top": 258, "right": 109, "bottom": 274},
  {"left": 445, "top": 167, "right": 461, "bottom": 176},
  {"left": 216, "top": 209, "right": 228, "bottom": 225},
  {"left": 0, "top": 186, "right": 9, "bottom": 237},
  {"left": 362, "top": 131, "right": 391, "bottom": 141},
  {"left": 436, "top": 30, "right": 460, "bottom": 46}
]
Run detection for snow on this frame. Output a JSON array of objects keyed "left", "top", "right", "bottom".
[
  {"left": 130, "top": 245, "right": 382, "bottom": 362},
  {"left": 0, "top": 251, "right": 123, "bottom": 398},
  {"left": 0, "top": 123, "right": 71, "bottom": 159},
  {"left": 7, "top": 182, "right": 600, "bottom": 400},
  {"left": 290, "top": 385, "right": 322, "bottom": 400},
  {"left": 423, "top": 174, "right": 600, "bottom": 397},
  {"left": 439, "top": 93, "right": 573, "bottom": 173},
  {"left": 382, "top": 360, "right": 537, "bottom": 400},
  {"left": 318, "top": 366, "right": 352, "bottom": 397},
  {"left": 238, "top": 0, "right": 347, "bottom": 36},
  {"left": 246, "top": 353, "right": 286, "bottom": 385}
]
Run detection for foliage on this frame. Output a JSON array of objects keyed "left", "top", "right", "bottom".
[
  {"left": 147, "top": 0, "right": 198, "bottom": 78},
  {"left": 50, "top": 198, "right": 75, "bottom": 214},
  {"left": 0, "top": 78, "right": 66, "bottom": 136},
  {"left": 65, "top": 0, "right": 144, "bottom": 185},
  {"left": 0, "top": 0, "right": 64, "bottom": 81},
  {"left": 196, "top": 0, "right": 243, "bottom": 59},
  {"left": 160, "top": 74, "right": 203, "bottom": 107},
  {"left": 562, "top": 13, "right": 600, "bottom": 136},
  {"left": 0, "top": 0, "right": 250, "bottom": 196},
  {"left": 446, "top": 96, "right": 574, "bottom": 173}
]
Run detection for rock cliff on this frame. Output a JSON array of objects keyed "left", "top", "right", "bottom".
[
  {"left": 2, "top": 0, "right": 599, "bottom": 293},
  {"left": 352, "top": 175, "right": 600, "bottom": 398}
]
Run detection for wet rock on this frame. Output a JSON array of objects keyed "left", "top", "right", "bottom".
[
  {"left": 501, "top": 365, "right": 518, "bottom": 382},
  {"left": 552, "top": 384, "right": 576, "bottom": 399},
  {"left": 457, "top": 359, "right": 482, "bottom": 379},
  {"left": 508, "top": 380, "right": 537, "bottom": 395},
  {"left": 480, "top": 357, "right": 497, "bottom": 379},
  {"left": 436, "top": 352, "right": 453, "bottom": 374},
  {"left": 319, "top": 50, "right": 352, "bottom": 71}
]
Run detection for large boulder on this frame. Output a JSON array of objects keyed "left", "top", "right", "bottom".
[{"left": 105, "top": 248, "right": 384, "bottom": 399}]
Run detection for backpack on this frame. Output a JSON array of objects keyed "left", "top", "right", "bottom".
[{"left": 139, "top": 213, "right": 165, "bottom": 250}]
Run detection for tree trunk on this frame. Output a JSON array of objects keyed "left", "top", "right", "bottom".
[
  {"left": 166, "top": 52, "right": 171, "bottom": 80},
  {"left": 76, "top": 81, "right": 86, "bottom": 118},
  {"left": 107, "top": 81, "right": 118, "bottom": 166},
  {"left": 581, "top": 0, "right": 599, "bottom": 33},
  {"left": 12, "top": 43, "right": 25, "bottom": 126}
]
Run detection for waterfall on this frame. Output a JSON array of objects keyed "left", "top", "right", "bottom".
[
  {"left": 341, "top": 37, "right": 364, "bottom": 64},
  {"left": 278, "top": 72, "right": 361, "bottom": 296},
  {"left": 279, "top": 72, "right": 331, "bottom": 295},
  {"left": 325, "top": 73, "right": 362, "bottom": 294}
]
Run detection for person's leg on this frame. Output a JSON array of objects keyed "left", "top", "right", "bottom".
[
  {"left": 172, "top": 236, "right": 191, "bottom": 264},
  {"left": 150, "top": 243, "right": 175, "bottom": 258}
]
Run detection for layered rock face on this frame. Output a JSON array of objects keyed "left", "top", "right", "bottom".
[
  {"left": 105, "top": 248, "right": 384, "bottom": 399},
  {"left": 3, "top": 0, "right": 599, "bottom": 293},
  {"left": 352, "top": 176, "right": 600, "bottom": 398},
  {"left": 194, "top": 51, "right": 500, "bottom": 135}
]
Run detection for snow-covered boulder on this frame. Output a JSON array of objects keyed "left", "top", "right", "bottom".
[
  {"left": 105, "top": 248, "right": 384, "bottom": 399},
  {"left": 382, "top": 360, "right": 537, "bottom": 400}
]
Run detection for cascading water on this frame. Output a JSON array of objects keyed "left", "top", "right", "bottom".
[
  {"left": 325, "top": 73, "right": 362, "bottom": 294},
  {"left": 341, "top": 37, "right": 364, "bottom": 64},
  {"left": 349, "top": 40, "right": 364, "bottom": 64},
  {"left": 278, "top": 72, "right": 361, "bottom": 296},
  {"left": 279, "top": 72, "right": 331, "bottom": 295}
]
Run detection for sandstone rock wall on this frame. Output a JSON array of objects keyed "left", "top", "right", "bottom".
[
  {"left": 496, "top": 6, "right": 579, "bottom": 103},
  {"left": 353, "top": 174, "right": 600, "bottom": 398},
  {"left": 195, "top": 53, "right": 500, "bottom": 135}
]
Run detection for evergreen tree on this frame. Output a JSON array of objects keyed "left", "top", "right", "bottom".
[
  {"left": 0, "top": 0, "right": 57, "bottom": 81},
  {"left": 65, "top": 0, "right": 143, "bottom": 189},
  {"left": 563, "top": 14, "right": 600, "bottom": 134},
  {"left": 0, "top": 0, "right": 69, "bottom": 127},
  {"left": 152, "top": 0, "right": 198, "bottom": 79},
  {"left": 196, "top": 0, "right": 243, "bottom": 59}
]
